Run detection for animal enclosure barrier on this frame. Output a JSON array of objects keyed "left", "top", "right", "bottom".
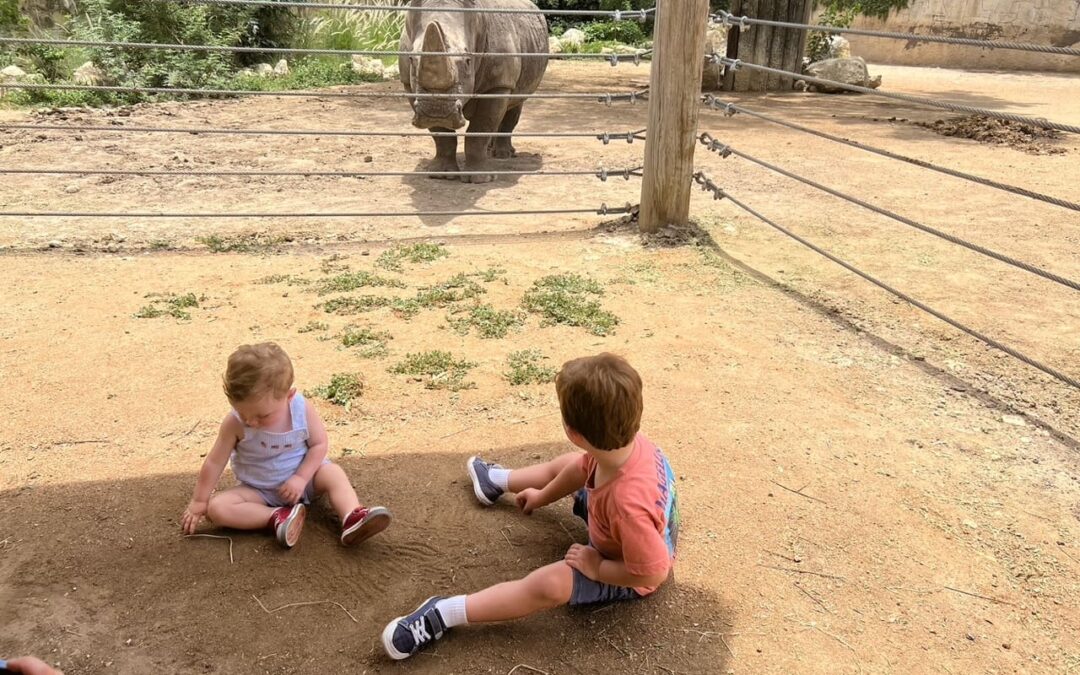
[{"left": 1, "top": 0, "right": 1078, "bottom": 392}]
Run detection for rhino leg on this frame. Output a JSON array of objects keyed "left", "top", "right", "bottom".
[
  {"left": 462, "top": 91, "right": 511, "bottom": 184},
  {"left": 491, "top": 105, "right": 522, "bottom": 160},
  {"left": 429, "top": 127, "right": 460, "bottom": 179}
]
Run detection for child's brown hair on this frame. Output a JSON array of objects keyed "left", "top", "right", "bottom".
[
  {"left": 223, "top": 342, "right": 294, "bottom": 403},
  {"left": 555, "top": 353, "right": 643, "bottom": 451}
]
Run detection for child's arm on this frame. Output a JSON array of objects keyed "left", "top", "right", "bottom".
[
  {"left": 516, "top": 459, "right": 588, "bottom": 515},
  {"left": 277, "top": 398, "right": 329, "bottom": 504},
  {"left": 564, "top": 544, "right": 670, "bottom": 589},
  {"left": 564, "top": 514, "right": 672, "bottom": 589},
  {"left": 181, "top": 414, "right": 241, "bottom": 534}
]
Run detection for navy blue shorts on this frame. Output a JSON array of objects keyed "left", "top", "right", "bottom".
[{"left": 568, "top": 489, "right": 644, "bottom": 607}]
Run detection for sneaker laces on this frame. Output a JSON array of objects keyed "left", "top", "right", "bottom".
[{"left": 408, "top": 617, "right": 432, "bottom": 644}]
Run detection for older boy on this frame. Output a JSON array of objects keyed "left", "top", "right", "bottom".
[{"left": 382, "top": 353, "right": 679, "bottom": 660}]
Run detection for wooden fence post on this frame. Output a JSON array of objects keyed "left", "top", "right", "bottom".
[{"left": 638, "top": 0, "right": 710, "bottom": 233}]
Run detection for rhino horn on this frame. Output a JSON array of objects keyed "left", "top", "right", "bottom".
[{"left": 418, "top": 21, "right": 454, "bottom": 91}]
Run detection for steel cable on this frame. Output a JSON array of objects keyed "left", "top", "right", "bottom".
[
  {"left": 701, "top": 96, "right": 1079, "bottom": 212},
  {"left": 697, "top": 133, "right": 1080, "bottom": 292},
  {"left": 692, "top": 171, "right": 1080, "bottom": 390}
]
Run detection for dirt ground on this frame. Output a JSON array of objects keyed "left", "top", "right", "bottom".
[{"left": 0, "top": 61, "right": 1078, "bottom": 674}]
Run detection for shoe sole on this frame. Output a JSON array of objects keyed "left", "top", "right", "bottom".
[
  {"left": 341, "top": 507, "right": 392, "bottom": 546},
  {"left": 381, "top": 595, "right": 439, "bottom": 661},
  {"left": 466, "top": 456, "right": 495, "bottom": 506},
  {"left": 277, "top": 503, "right": 306, "bottom": 549}
]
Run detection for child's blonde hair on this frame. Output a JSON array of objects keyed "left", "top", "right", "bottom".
[{"left": 223, "top": 342, "right": 294, "bottom": 403}]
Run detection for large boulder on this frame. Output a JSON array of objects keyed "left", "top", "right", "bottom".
[
  {"left": 826, "top": 35, "right": 851, "bottom": 59},
  {"left": 351, "top": 55, "right": 385, "bottom": 79},
  {"left": 273, "top": 59, "right": 290, "bottom": 76},
  {"left": 802, "top": 57, "right": 881, "bottom": 93},
  {"left": 0, "top": 65, "right": 27, "bottom": 83},
  {"left": 253, "top": 63, "right": 274, "bottom": 77},
  {"left": 560, "top": 28, "right": 586, "bottom": 48},
  {"left": 73, "top": 61, "right": 105, "bottom": 85},
  {"left": 701, "top": 23, "right": 728, "bottom": 91},
  {"left": 548, "top": 36, "right": 563, "bottom": 54}
]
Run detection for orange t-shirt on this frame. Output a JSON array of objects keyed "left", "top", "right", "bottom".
[{"left": 579, "top": 433, "right": 679, "bottom": 595}]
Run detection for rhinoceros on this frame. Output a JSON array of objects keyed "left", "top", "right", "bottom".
[{"left": 399, "top": 0, "right": 549, "bottom": 183}]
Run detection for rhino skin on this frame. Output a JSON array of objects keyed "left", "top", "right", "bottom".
[{"left": 400, "top": 0, "right": 549, "bottom": 183}]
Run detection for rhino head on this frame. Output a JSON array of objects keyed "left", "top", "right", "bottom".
[{"left": 408, "top": 21, "right": 474, "bottom": 130}]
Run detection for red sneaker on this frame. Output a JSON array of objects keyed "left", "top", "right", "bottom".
[
  {"left": 268, "top": 503, "right": 306, "bottom": 548},
  {"left": 341, "top": 506, "right": 391, "bottom": 546}
]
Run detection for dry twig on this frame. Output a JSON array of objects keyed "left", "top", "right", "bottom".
[
  {"left": 769, "top": 480, "right": 827, "bottom": 504},
  {"left": 51, "top": 438, "right": 109, "bottom": 446},
  {"left": 794, "top": 582, "right": 831, "bottom": 613},
  {"left": 252, "top": 594, "right": 359, "bottom": 623},
  {"left": 758, "top": 563, "right": 845, "bottom": 581},
  {"left": 944, "top": 586, "right": 1014, "bottom": 606},
  {"left": 184, "top": 533, "right": 234, "bottom": 564},
  {"left": 507, "top": 665, "right": 549, "bottom": 675}
]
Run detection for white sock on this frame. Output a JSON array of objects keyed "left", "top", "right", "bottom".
[
  {"left": 488, "top": 468, "right": 511, "bottom": 491},
  {"left": 435, "top": 595, "right": 469, "bottom": 628}
]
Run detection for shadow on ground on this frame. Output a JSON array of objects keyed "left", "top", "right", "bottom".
[{"left": 0, "top": 445, "right": 730, "bottom": 675}]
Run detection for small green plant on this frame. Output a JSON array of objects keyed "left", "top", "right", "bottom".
[
  {"left": 477, "top": 266, "right": 508, "bottom": 283},
  {"left": 315, "top": 270, "right": 406, "bottom": 295},
  {"left": 391, "top": 274, "right": 485, "bottom": 318},
  {"left": 339, "top": 326, "right": 392, "bottom": 358},
  {"left": 448, "top": 304, "right": 525, "bottom": 339},
  {"left": 318, "top": 295, "right": 391, "bottom": 315},
  {"left": 505, "top": 349, "right": 557, "bottom": 386},
  {"left": 390, "top": 350, "right": 476, "bottom": 391},
  {"left": 198, "top": 233, "right": 290, "bottom": 253},
  {"left": 521, "top": 274, "right": 619, "bottom": 336},
  {"left": 807, "top": 3, "right": 859, "bottom": 63},
  {"left": 134, "top": 292, "right": 202, "bottom": 320},
  {"left": 297, "top": 320, "right": 329, "bottom": 333},
  {"left": 149, "top": 239, "right": 175, "bottom": 251},
  {"left": 255, "top": 274, "right": 311, "bottom": 286},
  {"left": 308, "top": 372, "right": 365, "bottom": 408},
  {"left": 376, "top": 242, "right": 449, "bottom": 272}
]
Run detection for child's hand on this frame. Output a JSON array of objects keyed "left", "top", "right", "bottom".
[
  {"left": 515, "top": 488, "right": 545, "bottom": 515},
  {"left": 181, "top": 500, "right": 208, "bottom": 534},
  {"left": 564, "top": 543, "right": 603, "bottom": 581},
  {"left": 5, "top": 656, "right": 64, "bottom": 674},
  {"left": 277, "top": 475, "right": 307, "bottom": 504}
]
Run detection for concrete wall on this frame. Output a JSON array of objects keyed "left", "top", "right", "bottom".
[{"left": 840, "top": 0, "right": 1080, "bottom": 73}]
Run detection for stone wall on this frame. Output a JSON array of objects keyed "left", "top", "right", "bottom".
[{"left": 839, "top": 0, "right": 1080, "bottom": 73}]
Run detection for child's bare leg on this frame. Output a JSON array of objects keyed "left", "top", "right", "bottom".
[
  {"left": 313, "top": 462, "right": 361, "bottom": 520},
  {"left": 507, "top": 452, "right": 582, "bottom": 493},
  {"left": 465, "top": 561, "right": 574, "bottom": 622},
  {"left": 207, "top": 486, "right": 274, "bottom": 529}
]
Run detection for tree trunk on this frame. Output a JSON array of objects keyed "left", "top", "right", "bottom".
[{"left": 724, "top": 0, "right": 812, "bottom": 92}]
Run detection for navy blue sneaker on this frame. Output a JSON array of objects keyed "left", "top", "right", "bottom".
[
  {"left": 466, "top": 456, "right": 505, "bottom": 506},
  {"left": 382, "top": 596, "right": 448, "bottom": 660}
]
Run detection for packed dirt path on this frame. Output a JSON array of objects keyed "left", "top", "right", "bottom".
[{"left": 1, "top": 61, "right": 1078, "bottom": 674}]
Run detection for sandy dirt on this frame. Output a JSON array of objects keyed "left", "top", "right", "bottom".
[{"left": 1, "top": 62, "right": 1079, "bottom": 674}]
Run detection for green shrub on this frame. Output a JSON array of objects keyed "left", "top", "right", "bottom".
[
  {"left": 390, "top": 351, "right": 476, "bottom": 391},
  {"left": 521, "top": 274, "right": 619, "bottom": 336},
  {"left": 505, "top": 349, "right": 557, "bottom": 386},
  {"left": 583, "top": 20, "right": 645, "bottom": 44},
  {"left": 308, "top": 372, "right": 365, "bottom": 407}
]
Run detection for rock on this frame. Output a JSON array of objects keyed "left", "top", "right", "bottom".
[
  {"left": 383, "top": 63, "right": 400, "bottom": 81},
  {"left": 548, "top": 36, "right": 563, "bottom": 54},
  {"left": 73, "top": 61, "right": 105, "bottom": 86},
  {"left": 702, "top": 24, "right": 728, "bottom": 91},
  {"left": 560, "top": 28, "right": 586, "bottom": 48},
  {"left": 826, "top": 35, "right": 851, "bottom": 59},
  {"left": 1002, "top": 414, "right": 1027, "bottom": 427},
  {"left": 272, "top": 59, "right": 289, "bottom": 76},
  {"left": 47, "top": 240, "right": 62, "bottom": 248},
  {"left": 963, "top": 519, "right": 979, "bottom": 530},
  {"left": 63, "top": 185, "right": 80, "bottom": 194},
  {"left": 0, "top": 65, "right": 27, "bottom": 83},
  {"left": 351, "top": 55, "right": 384, "bottom": 79},
  {"left": 253, "top": 63, "right": 274, "bottom": 77},
  {"left": 802, "top": 57, "right": 882, "bottom": 93}
]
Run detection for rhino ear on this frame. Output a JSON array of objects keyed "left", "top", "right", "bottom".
[{"left": 419, "top": 21, "right": 454, "bottom": 90}]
